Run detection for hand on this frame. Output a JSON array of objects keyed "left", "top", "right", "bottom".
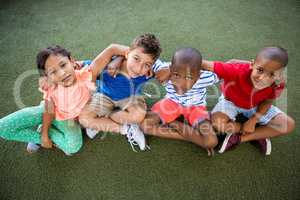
[
  {"left": 242, "top": 117, "right": 257, "bottom": 134},
  {"left": 107, "top": 56, "right": 124, "bottom": 78},
  {"left": 107, "top": 64, "right": 120, "bottom": 78},
  {"left": 155, "top": 68, "right": 170, "bottom": 84},
  {"left": 38, "top": 77, "right": 55, "bottom": 91},
  {"left": 41, "top": 134, "right": 53, "bottom": 149},
  {"left": 38, "top": 77, "right": 49, "bottom": 91}
]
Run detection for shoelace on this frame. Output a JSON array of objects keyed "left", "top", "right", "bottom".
[
  {"left": 127, "top": 132, "right": 138, "bottom": 152},
  {"left": 126, "top": 128, "right": 151, "bottom": 152}
]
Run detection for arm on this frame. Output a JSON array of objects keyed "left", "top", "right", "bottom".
[
  {"left": 91, "top": 44, "right": 129, "bottom": 81},
  {"left": 226, "top": 59, "right": 251, "bottom": 64},
  {"left": 154, "top": 68, "right": 170, "bottom": 83},
  {"left": 242, "top": 100, "right": 273, "bottom": 134},
  {"left": 201, "top": 60, "right": 214, "bottom": 71},
  {"left": 151, "top": 60, "right": 171, "bottom": 83},
  {"left": 41, "top": 100, "right": 55, "bottom": 148},
  {"left": 106, "top": 56, "right": 124, "bottom": 78}
]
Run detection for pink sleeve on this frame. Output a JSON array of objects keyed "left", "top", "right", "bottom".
[
  {"left": 75, "top": 67, "right": 93, "bottom": 81},
  {"left": 75, "top": 68, "right": 96, "bottom": 91}
]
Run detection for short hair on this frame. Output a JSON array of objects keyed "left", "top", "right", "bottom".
[
  {"left": 256, "top": 46, "right": 288, "bottom": 67},
  {"left": 36, "top": 45, "right": 71, "bottom": 76},
  {"left": 172, "top": 47, "right": 202, "bottom": 69},
  {"left": 130, "top": 33, "right": 162, "bottom": 61}
]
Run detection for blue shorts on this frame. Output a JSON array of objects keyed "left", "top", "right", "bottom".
[{"left": 212, "top": 95, "right": 282, "bottom": 125}]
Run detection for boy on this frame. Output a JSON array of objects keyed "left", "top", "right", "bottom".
[
  {"left": 202, "top": 46, "right": 295, "bottom": 155},
  {"left": 79, "top": 33, "right": 163, "bottom": 152},
  {"left": 140, "top": 47, "right": 219, "bottom": 156}
]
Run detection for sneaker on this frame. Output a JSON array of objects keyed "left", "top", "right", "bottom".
[
  {"left": 121, "top": 123, "right": 147, "bottom": 152},
  {"left": 219, "top": 133, "right": 241, "bottom": 153},
  {"left": 26, "top": 142, "right": 40, "bottom": 153},
  {"left": 251, "top": 138, "right": 271, "bottom": 155},
  {"left": 86, "top": 128, "right": 98, "bottom": 139}
]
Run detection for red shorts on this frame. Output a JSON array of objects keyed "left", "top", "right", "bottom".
[{"left": 151, "top": 98, "right": 209, "bottom": 126}]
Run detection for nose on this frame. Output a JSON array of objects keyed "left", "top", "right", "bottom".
[
  {"left": 57, "top": 68, "right": 66, "bottom": 77},
  {"left": 256, "top": 73, "right": 267, "bottom": 81},
  {"left": 137, "top": 63, "right": 144, "bottom": 75}
]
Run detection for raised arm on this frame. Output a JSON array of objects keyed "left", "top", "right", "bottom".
[
  {"left": 91, "top": 44, "right": 129, "bottom": 81},
  {"left": 201, "top": 60, "right": 214, "bottom": 71}
]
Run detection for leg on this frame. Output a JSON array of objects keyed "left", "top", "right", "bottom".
[
  {"left": 0, "top": 104, "right": 43, "bottom": 144},
  {"left": 241, "top": 113, "right": 295, "bottom": 142},
  {"left": 211, "top": 97, "right": 242, "bottom": 134},
  {"left": 110, "top": 96, "right": 147, "bottom": 124},
  {"left": 78, "top": 93, "right": 122, "bottom": 133},
  {"left": 79, "top": 106, "right": 121, "bottom": 133},
  {"left": 140, "top": 112, "right": 185, "bottom": 140},
  {"left": 50, "top": 120, "right": 83, "bottom": 155},
  {"left": 211, "top": 112, "right": 242, "bottom": 134}
]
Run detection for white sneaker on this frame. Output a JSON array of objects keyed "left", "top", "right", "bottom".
[
  {"left": 27, "top": 142, "right": 40, "bottom": 153},
  {"left": 86, "top": 128, "right": 98, "bottom": 139},
  {"left": 121, "top": 123, "right": 147, "bottom": 152}
]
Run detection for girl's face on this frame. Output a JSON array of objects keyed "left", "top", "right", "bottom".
[
  {"left": 44, "top": 54, "right": 76, "bottom": 87},
  {"left": 126, "top": 47, "right": 155, "bottom": 78}
]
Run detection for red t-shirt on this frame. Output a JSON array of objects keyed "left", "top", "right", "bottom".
[{"left": 213, "top": 62, "right": 285, "bottom": 109}]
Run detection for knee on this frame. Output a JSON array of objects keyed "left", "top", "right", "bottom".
[
  {"left": 78, "top": 112, "right": 94, "bottom": 128},
  {"left": 130, "top": 109, "right": 147, "bottom": 123},
  {"left": 140, "top": 120, "right": 156, "bottom": 134},
  {"left": 204, "top": 134, "right": 218, "bottom": 149},
  {"left": 281, "top": 116, "right": 295, "bottom": 135},
  {"left": 211, "top": 115, "right": 227, "bottom": 133}
]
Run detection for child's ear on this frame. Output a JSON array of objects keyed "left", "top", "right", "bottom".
[
  {"left": 70, "top": 56, "right": 76, "bottom": 64},
  {"left": 125, "top": 49, "right": 129, "bottom": 59}
]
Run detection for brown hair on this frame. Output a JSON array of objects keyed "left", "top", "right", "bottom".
[{"left": 130, "top": 33, "right": 162, "bottom": 61}]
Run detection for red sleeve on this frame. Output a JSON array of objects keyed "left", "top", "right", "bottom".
[
  {"left": 213, "top": 62, "right": 246, "bottom": 81},
  {"left": 268, "top": 82, "right": 285, "bottom": 100}
]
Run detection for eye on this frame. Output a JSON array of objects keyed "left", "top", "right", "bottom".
[
  {"left": 144, "top": 63, "right": 151, "bottom": 69},
  {"left": 48, "top": 70, "right": 56, "bottom": 76},
  {"left": 134, "top": 56, "right": 139, "bottom": 61},
  {"left": 256, "top": 67, "right": 264, "bottom": 74},
  {"left": 172, "top": 72, "right": 180, "bottom": 78},
  {"left": 60, "top": 63, "right": 66, "bottom": 68}
]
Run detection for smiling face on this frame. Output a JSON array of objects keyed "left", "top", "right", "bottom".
[
  {"left": 126, "top": 47, "right": 155, "bottom": 78},
  {"left": 250, "top": 57, "right": 284, "bottom": 90},
  {"left": 44, "top": 54, "right": 76, "bottom": 87},
  {"left": 170, "top": 62, "right": 200, "bottom": 95}
]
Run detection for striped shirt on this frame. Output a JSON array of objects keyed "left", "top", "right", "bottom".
[{"left": 165, "top": 71, "right": 219, "bottom": 107}]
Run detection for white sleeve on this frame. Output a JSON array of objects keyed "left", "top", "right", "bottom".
[{"left": 152, "top": 59, "right": 170, "bottom": 72}]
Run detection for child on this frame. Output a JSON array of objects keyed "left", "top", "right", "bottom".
[
  {"left": 0, "top": 44, "right": 126, "bottom": 155},
  {"left": 140, "top": 47, "right": 219, "bottom": 156},
  {"left": 79, "top": 33, "right": 163, "bottom": 152},
  {"left": 202, "top": 46, "right": 295, "bottom": 155}
]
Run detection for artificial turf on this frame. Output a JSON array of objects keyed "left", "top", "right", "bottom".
[{"left": 0, "top": 0, "right": 299, "bottom": 199}]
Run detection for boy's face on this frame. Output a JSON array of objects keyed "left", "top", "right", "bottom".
[
  {"left": 126, "top": 47, "right": 155, "bottom": 78},
  {"left": 45, "top": 54, "right": 76, "bottom": 87},
  {"left": 170, "top": 62, "right": 200, "bottom": 95},
  {"left": 250, "top": 57, "right": 284, "bottom": 90}
]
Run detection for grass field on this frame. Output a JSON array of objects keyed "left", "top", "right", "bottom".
[{"left": 0, "top": 0, "right": 299, "bottom": 199}]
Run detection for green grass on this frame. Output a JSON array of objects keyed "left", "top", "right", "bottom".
[{"left": 0, "top": 0, "right": 300, "bottom": 199}]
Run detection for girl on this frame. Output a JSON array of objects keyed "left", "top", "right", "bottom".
[{"left": 0, "top": 44, "right": 127, "bottom": 155}]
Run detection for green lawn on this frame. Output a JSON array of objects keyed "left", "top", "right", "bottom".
[{"left": 0, "top": 0, "right": 299, "bottom": 199}]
